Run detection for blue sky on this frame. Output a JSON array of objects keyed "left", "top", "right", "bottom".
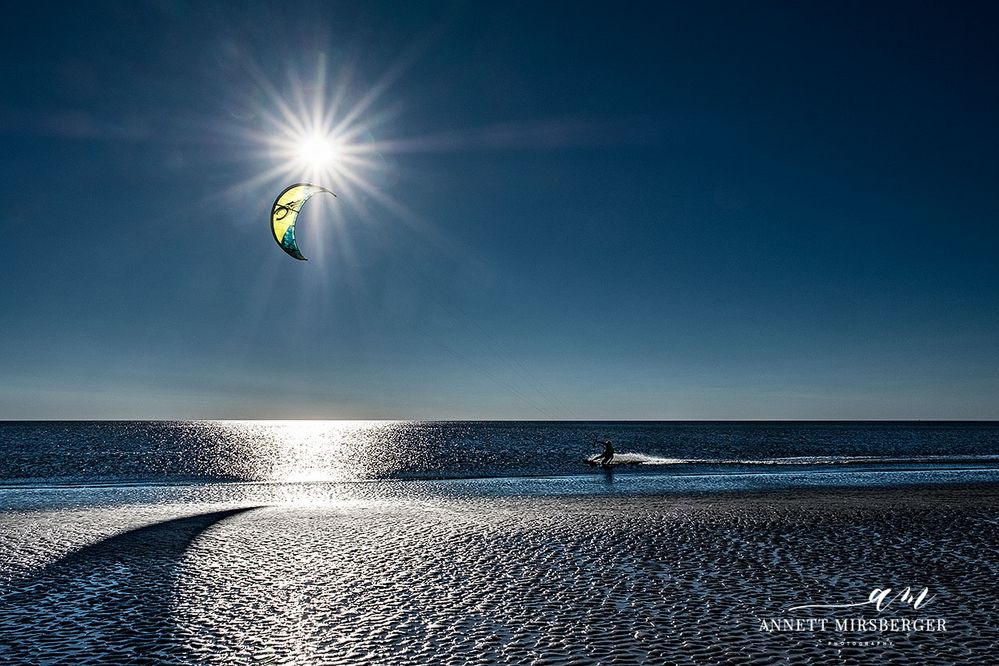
[{"left": 1, "top": 1, "right": 997, "bottom": 419}]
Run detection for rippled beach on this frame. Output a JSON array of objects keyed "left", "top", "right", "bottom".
[{"left": 2, "top": 481, "right": 997, "bottom": 665}]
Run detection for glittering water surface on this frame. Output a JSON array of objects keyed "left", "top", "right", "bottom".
[{"left": 2, "top": 421, "right": 998, "bottom": 486}]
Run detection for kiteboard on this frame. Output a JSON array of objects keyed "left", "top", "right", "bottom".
[{"left": 583, "top": 454, "right": 643, "bottom": 467}]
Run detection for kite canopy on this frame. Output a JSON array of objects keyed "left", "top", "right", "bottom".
[{"left": 270, "top": 183, "right": 336, "bottom": 260}]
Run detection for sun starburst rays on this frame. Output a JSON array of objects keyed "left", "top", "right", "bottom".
[
  {"left": 210, "top": 47, "right": 473, "bottom": 297},
  {"left": 228, "top": 55, "right": 395, "bottom": 213}
]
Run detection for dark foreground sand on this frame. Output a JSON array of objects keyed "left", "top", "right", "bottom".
[{"left": 1, "top": 484, "right": 997, "bottom": 665}]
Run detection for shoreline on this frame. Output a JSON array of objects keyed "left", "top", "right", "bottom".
[{"left": 2, "top": 466, "right": 998, "bottom": 491}]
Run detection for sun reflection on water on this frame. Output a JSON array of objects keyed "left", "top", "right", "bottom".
[{"left": 204, "top": 420, "right": 411, "bottom": 484}]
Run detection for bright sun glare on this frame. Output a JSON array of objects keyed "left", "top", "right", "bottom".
[
  {"left": 297, "top": 133, "right": 340, "bottom": 170},
  {"left": 233, "top": 55, "right": 408, "bottom": 217},
  {"left": 229, "top": 53, "right": 428, "bottom": 263}
]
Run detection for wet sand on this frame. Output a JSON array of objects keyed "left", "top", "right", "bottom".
[{"left": 1, "top": 484, "right": 997, "bottom": 664}]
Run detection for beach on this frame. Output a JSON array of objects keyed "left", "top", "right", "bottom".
[
  {"left": 2, "top": 483, "right": 996, "bottom": 665},
  {"left": 5, "top": 0, "right": 999, "bottom": 663}
]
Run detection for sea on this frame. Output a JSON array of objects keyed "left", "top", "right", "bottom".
[{"left": 1, "top": 421, "right": 998, "bottom": 509}]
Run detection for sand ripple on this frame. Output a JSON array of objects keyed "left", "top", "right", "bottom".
[{"left": 1, "top": 486, "right": 997, "bottom": 664}]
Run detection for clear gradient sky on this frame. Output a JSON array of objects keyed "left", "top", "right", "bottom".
[{"left": 2, "top": 1, "right": 998, "bottom": 419}]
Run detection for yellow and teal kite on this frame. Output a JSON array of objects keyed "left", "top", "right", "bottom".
[{"left": 270, "top": 183, "right": 336, "bottom": 260}]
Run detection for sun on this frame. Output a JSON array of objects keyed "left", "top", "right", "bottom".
[
  {"left": 296, "top": 132, "right": 340, "bottom": 171},
  {"left": 236, "top": 58, "right": 385, "bottom": 194},
  {"left": 225, "top": 53, "right": 425, "bottom": 250}
]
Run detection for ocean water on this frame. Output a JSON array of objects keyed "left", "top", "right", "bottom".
[{"left": 1, "top": 420, "right": 997, "bottom": 492}]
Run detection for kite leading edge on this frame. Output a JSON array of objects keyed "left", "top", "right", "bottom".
[{"left": 270, "top": 183, "right": 336, "bottom": 261}]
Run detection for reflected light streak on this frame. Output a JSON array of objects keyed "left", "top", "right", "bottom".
[{"left": 209, "top": 420, "right": 411, "bottom": 487}]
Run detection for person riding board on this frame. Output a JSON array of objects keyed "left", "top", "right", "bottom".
[{"left": 599, "top": 439, "right": 614, "bottom": 465}]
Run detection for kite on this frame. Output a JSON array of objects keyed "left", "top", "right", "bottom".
[{"left": 270, "top": 183, "right": 336, "bottom": 260}]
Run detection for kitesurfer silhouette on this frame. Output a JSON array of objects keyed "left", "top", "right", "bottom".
[{"left": 599, "top": 440, "right": 614, "bottom": 465}]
